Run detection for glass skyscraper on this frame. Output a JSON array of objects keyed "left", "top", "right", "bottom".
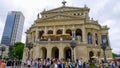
[{"left": 1, "top": 11, "right": 25, "bottom": 46}]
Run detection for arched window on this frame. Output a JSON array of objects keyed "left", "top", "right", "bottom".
[
  {"left": 56, "top": 29, "right": 62, "bottom": 34},
  {"left": 38, "top": 30, "right": 44, "bottom": 39},
  {"left": 66, "top": 29, "right": 72, "bottom": 36},
  {"left": 76, "top": 29, "right": 82, "bottom": 42},
  {"left": 48, "top": 30, "right": 53, "bottom": 34},
  {"left": 95, "top": 33, "right": 98, "bottom": 45},
  {"left": 88, "top": 32, "right": 92, "bottom": 44}
]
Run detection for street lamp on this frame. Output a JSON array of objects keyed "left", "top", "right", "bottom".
[
  {"left": 101, "top": 43, "right": 107, "bottom": 63},
  {"left": 70, "top": 41, "right": 76, "bottom": 63},
  {"left": 0, "top": 46, "right": 5, "bottom": 59},
  {"left": 26, "top": 42, "right": 33, "bottom": 60}
]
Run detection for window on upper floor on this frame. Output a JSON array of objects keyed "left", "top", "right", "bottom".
[
  {"left": 48, "top": 30, "right": 53, "bottom": 34},
  {"left": 38, "top": 30, "right": 44, "bottom": 39},
  {"left": 74, "top": 13, "right": 76, "bottom": 16},
  {"left": 66, "top": 29, "right": 72, "bottom": 36},
  {"left": 95, "top": 33, "right": 98, "bottom": 45},
  {"left": 88, "top": 32, "right": 92, "bottom": 44},
  {"left": 56, "top": 29, "right": 62, "bottom": 34},
  {"left": 101, "top": 35, "right": 109, "bottom": 46},
  {"left": 76, "top": 29, "right": 82, "bottom": 42}
]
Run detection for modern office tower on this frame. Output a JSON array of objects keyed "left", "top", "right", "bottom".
[{"left": 1, "top": 11, "right": 25, "bottom": 46}]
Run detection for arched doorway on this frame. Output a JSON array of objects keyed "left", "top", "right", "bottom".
[
  {"left": 76, "top": 29, "right": 82, "bottom": 42},
  {"left": 41, "top": 47, "right": 47, "bottom": 59},
  {"left": 64, "top": 47, "right": 71, "bottom": 60},
  {"left": 89, "top": 51, "right": 94, "bottom": 62},
  {"left": 52, "top": 47, "right": 59, "bottom": 59}
]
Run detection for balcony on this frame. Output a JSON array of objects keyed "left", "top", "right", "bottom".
[{"left": 37, "top": 34, "right": 81, "bottom": 42}]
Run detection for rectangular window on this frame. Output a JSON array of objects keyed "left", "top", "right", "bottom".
[{"left": 101, "top": 35, "right": 108, "bottom": 45}]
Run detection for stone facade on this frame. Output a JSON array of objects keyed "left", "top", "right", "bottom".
[{"left": 22, "top": 5, "right": 112, "bottom": 62}]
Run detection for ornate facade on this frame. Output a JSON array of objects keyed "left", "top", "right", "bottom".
[{"left": 22, "top": 5, "right": 112, "bottom": 62}]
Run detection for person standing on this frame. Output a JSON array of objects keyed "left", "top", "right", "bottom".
[
  {"left": 6, "top": 59, "right": 12, "bottom": 68},
  {"left": 27, "top": 59, "right": 31, "bottom": 68},
  {"left": 0, "top": 60, "right": 6, "bottom": 68},
  {"left": 78, "top": 58, "right": 83, "bottom": 68}
]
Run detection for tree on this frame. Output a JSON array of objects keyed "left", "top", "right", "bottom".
[
  {"left": 8, "top": 42, "right": 25, "bottom": 59},
  {"left": 112, "top": 52, "right": 117, "bottom": 58}
]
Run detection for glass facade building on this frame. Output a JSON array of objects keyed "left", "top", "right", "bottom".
[{"left": 1, "top": 11, "right": 25, "bottom": 46}]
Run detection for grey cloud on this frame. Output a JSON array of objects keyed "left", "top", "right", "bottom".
[{"left": 0, "top": 0, "right": 120, "bottom": 54}]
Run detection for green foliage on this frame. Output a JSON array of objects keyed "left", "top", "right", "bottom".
[
  {"left": 90, "top": 63, "right": 97, "bottom": 68},
  {"left": 8, "top": 42, "right": 25, "bottom": 60},
  {"left": 112, "top": 52, "right": 117, "bottom": 58},
  {"left": 3, "top": 55, "right": 9, "bottom": 61}
]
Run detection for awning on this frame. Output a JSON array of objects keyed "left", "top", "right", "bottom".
[
  {"left": 61, "top": 34, "right": 71, "bottom": 38},
  {"left": 91, "top": 56, "right": 98, "bottom": 59},
  {"left": 42, "top": 34, "right": 71, "bottom": 38}
]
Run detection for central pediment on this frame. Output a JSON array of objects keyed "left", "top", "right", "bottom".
[{"left": 41, "top": 6, "right": 89, "bottom": 14}]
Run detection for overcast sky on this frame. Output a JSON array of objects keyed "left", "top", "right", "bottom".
[{"left": 0, "top": 0, "right": 120, "bottom": 54}]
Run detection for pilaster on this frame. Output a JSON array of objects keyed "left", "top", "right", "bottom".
[
  {"left": 59, "top": 45, "right": 64, "bottom": 58},
  {"left": 63, "top": 25, "right": 65, "bottom": 34},
  {"left": 47, "top": 47, "right": 52, "bottom": 58},
  {"left": 53, "top": 26, "right": 56, "bottom": 34},
  {"left": 35, "top": 29, "right": 38, "bottom": 41},
  {"left": 82, "top": 25, "right": 86, "bottom": 43},
  {"left": 45, "top": 26, "right": 47, "bottom": 35}
]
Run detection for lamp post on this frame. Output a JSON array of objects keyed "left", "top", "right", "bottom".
[
  {"left": 0, "top": 46, "right": 5, "bottom": 59},
  {"left": 101, "top": 43, "right": 107, "bottom": 63},
  {"left": 26, "top": 42, "right": 33, "bottom": 60},
  {"left": 70, "top": 41, "right": 76, "bottom": 63}
]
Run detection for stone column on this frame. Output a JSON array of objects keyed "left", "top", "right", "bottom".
[
  {"left": 98, "top": 33, "right": 101, "bottom": 46},
  {"left": 63, "top": 26, "right": 65, "bottom": 34},
  {"left": 59, "top": 44, "right": 64, "bottom": 58},
  {"left": 47, "top": 46, "right": 52, "bottom": 58},
  {"left": 32, "top": 32, "right": 33, "bottom": 42},
  {"left": 82, "top": 25, "right": 86, "bottom": 43},
  {"left": 36, "top": 29, "right": 39, "bottom": 41},
  {"left": 72, "top": 25, "right": 75, "bottom": 40},
  {"left": 45, "top": 26, "right": 47, "bottom": 35},
  {"left": 53, "top": 26, "right": 56, "bottom": 35},
  {"left": 35, "top": 29, "right": 39, "bottom": 41},
  {"left": 92, "top": 31, "right": 95, "bottom": 46},
  {"left": 91, "top": 30, "right": 94, "bottom": 45}
]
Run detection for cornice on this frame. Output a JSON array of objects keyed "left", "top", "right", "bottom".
[{"left": 41, "top": 6, "right": 90, "bottom": 14}]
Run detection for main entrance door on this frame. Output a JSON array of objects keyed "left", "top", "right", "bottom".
[
  {"left": 89, "top": 51, "right": 94, "bottom": 62},
  {"left": 52, "top": 47, "right": 59, "bottom": 59},
  {"left": 64, "top": 47, "right": 71, "bottom": 60}
]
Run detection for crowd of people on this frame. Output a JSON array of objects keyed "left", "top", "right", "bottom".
[
  {"left": 24, "top": 58, "right": 120, "bottom": 68},
  {"left": 0, "top": 58, "right": 120, "bottom": 68}
]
